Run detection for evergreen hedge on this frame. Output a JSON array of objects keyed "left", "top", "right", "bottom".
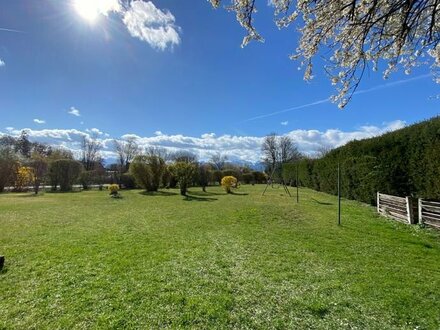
[{"left": 283, "top": 117, "right": 440, "bottom": 204}]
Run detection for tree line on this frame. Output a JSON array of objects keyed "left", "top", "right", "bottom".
[
  {"left": 282, "top": 117, "right": 440, "bottom": 204},
  {"left": 0, "top": 132, "right": 267, "bottom": 195}
]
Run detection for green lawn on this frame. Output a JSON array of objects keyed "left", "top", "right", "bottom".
[{"left": 1, "top": 185, "right": 439, "bottom": 329}]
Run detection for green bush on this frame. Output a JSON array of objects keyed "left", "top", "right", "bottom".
[
  {"left": 170, "top": 162, "right": 197, "bottom": 196},
  {"left": 129, "top": 155, "right": 165, "bottom": 192},
  {"left": 49, "top": 159, "right": 83, "bottom": 192}
]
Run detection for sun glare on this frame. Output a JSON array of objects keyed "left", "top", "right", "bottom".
[
  {"left": 73, "top": 0, "right": 120, "bottom": 23},
  {"left": 74, "top": 0, "right": 100, "bottom": 22}
]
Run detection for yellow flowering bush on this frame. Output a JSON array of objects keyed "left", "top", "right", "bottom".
[
  {"left": 221, "top": 176, "right": 237, "bottom": 194},
  {"left": 108, "top": 184, "right": 120, "bottom": 196},
  {"left": 15, "top": 166, "right": 35, "bottom": 192}
]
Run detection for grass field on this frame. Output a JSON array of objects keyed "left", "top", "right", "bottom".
[{"left": 1, "top": 185, "right": 440, "bottom": 329}]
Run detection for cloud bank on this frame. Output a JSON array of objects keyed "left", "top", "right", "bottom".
[{"left": 1, "top": 120, "right": 405, "bottom": 163}]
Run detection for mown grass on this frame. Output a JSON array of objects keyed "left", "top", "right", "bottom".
[{"left": 1, "top": 185, "right": 439, "bottom": 329}]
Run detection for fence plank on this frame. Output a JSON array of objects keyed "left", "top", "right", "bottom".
[
  {"left": 422, "top": 200, "right": 440, "bottom": 207},
  {"left": 421, "top": 210, "right": 440, "bottom": 220},
  {"left": 419, "top": 199, "right": 440, "bottom": 230},
  {"left": 377, "top": 192, "right": 413, "bottom": 224},
  {"left": 379, "top": 193, "right": 406, "bottom": 203}
]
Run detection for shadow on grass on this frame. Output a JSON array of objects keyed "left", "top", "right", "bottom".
[
  {"left": 311, "top": 198, "right": 334, "bottom": 206},
  {"left": 46, "top": 190, "right": 83, "bottom": 194},
  {"left": 186, "top": 190, "right": 226, "bottom": 196},
  {"left": 183, "top": 195, "right": 218, "bottom": 202},
  {"left": 230, "top": 191, "right": 249, "bottom": 196},
  {"left": 139, "top": 190, "right": 179, "bottom": 197},
  {"left": 15, "top": 193, "right": 42, "bottom": 198}
]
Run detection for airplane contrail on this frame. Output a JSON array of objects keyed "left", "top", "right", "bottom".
[
  {"left": 243, "top": 73, "right": 433, "bottom": 122},
  {"left": 243, "top": 97, "right": 330, "bottom": 122},
  {"left": 0, "top": 27, "right": 24, "bottom": 33}
]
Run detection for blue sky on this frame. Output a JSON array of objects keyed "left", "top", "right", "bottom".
[{"left": 0, "top": 0, "right": 439, "bottom": 162}]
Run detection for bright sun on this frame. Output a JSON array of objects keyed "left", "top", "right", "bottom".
[
  {"left": 73, "top": 0, "right": 120, "bottom": 23},
  {"left": 74, "top": 0, "right": 100, "bottom": 22}
]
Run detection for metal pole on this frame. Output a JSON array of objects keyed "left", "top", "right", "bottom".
[
  {"left": 338, "top": 162, "right": 341, "bottom": 225},
  {"left": 296, "top": 162, "right": 299, "bottom": 203}
]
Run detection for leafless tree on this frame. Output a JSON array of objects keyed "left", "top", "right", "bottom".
[
  {"left": 146, "top": 146, "right": 171, "bottom": 162},
  {"left": 261, "top": 133, "right": 278, "bottom": 171},
  {"left": 114, "top": 138, "right": 140, "bottom": 173},
  {"left": 171, "top": 151, "right": 198, "bottom": 164},
  {"left": 279, "top": 136, "right": 301, "bottom": 163},
  {"left": 81, "top": 136, "right": 102, "bottom": 171},
  {"left": 262, "top": 134, "right": 302, "bottom": 174},
  {"left": 210, "top": 152, "right": 228, "bottom": 170}
]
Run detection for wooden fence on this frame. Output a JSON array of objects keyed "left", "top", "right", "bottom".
[
  {"left": 377, "top": 192, "right": 417, "bottom": 224},
  {"left": 418, "top": 199, "right": 440, "bottom": 229}
]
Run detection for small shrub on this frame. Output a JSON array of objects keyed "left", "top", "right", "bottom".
[
  {"left": 170, "top": 162, "right": 197, "bottom": 196},
  {"left": 221, "top": 176, "right": 237, "bottom": 194},
  {"left": 108, "top": 184, "right": 120, "bottom": 197}
]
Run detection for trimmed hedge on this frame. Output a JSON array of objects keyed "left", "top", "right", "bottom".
[{"left": 283, "top": 117, "right": 440, "bottom": 204}]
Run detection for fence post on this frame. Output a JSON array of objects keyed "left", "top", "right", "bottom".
[
  {"left": 377, "top": 192, "right": 380, "bottom": 214},
  {"left": 418, "top": 198, "right": 423, "bottom": 225},
  {"left": 406, "top": 197, "right": 414, "bottom": 224}
]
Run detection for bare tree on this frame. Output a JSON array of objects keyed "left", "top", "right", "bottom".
[
  {"left": 210, "top": 0, "right": 440, "bottom": 108},
  {"left": 171, "top": 151, "right": 198, "bottom": 164},
  {"left": 261, "top": 133, "right": 278, "bottom": 171},
  {"left": 262, "top": 134, "right": 302, "bottom": 178},
  {"left": 145, "top": 146, "right": 171, "bottom": 162},
  {"left": 114, "top": 138, "right": 140, "bottom": 173},
  {"left": 279, "top": 136, "right": 301, "bottom": 163},
  {"left": 210, "top": 152, "right": 228, "bottom": 170},
  {"left": 81, "top": 136, "right": 102, "bottom": 171}
]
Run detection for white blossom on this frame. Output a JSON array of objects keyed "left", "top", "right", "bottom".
[{"left": 211, "top": 0, "right": 440, "bottom": 108}]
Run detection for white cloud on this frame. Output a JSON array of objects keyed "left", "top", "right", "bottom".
[
  {"left": 1, "top": 120, "right": 406, "bottom": 163},
  {"left": 0, "top": 59, "right": 5, "bottom": 67},
  {"left": 154, "top": 130, "right": 163, "bottom": 136},
  {"left": 122, "top": 1, "right": 181, "bottom": 50},
  {"left": 201, "top": 133, "right": 216, "bottom": 139},
  {"left": 68, "top": 107, "right": 81, "bottom": 117},
  {"left": 281, "top": 121, "right": 288, "bottom": 126},
  {"left": 5, "top": 127, "right": 14, "bottom": 131},
  {"left": 86, "top": 128, "right": 105, "bottom": 136},
  {"left": 33, "top": 119, "right": 46, "bottom": 124}
]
